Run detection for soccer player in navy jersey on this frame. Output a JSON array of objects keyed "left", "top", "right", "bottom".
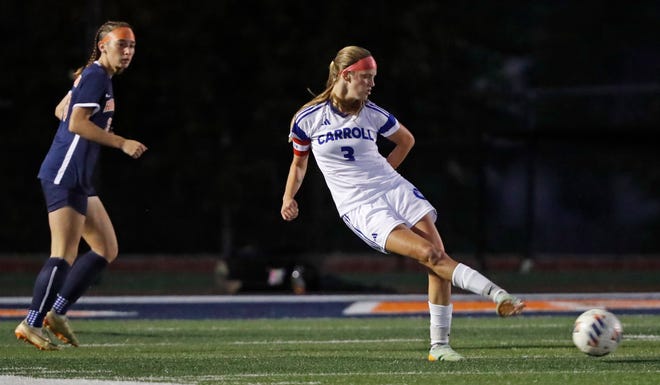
[
  {"left": 15, "top": 21, "right": 147, "bottom": 350},
  {"left": 281, "top": 46, "right": 525, "bottom": 361}
]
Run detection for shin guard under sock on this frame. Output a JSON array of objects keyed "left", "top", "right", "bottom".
[
  {"left": 53, "top": 251, "right": 108, "bottom": 315},
  {"left": 26, "top": 257, "right": 70, "bottom": 327}
]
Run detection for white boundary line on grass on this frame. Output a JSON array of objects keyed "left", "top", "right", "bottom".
[{"left": 0, "top": 376, "right": 187, "bottom": 385}]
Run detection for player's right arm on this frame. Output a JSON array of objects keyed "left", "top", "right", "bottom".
[
  {"left": 281, "top": 153, "right": 309, "bottom": 221},
  {"left": 69, "top": 106, "right": 147, "bottom": 159}
]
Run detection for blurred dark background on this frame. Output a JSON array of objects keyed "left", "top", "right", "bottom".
[{"left": 1, "top": 1, "right": 659, "bottom": 293}]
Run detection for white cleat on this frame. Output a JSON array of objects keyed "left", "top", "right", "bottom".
[{"left": 428, "top": 344, "right": 465, "bottom": 362}]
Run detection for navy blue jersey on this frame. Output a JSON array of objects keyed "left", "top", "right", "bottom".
[{"left": 38, "top": 62, "right": 115, "bottom": 192}]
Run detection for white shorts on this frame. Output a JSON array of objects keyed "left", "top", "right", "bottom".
[{"left": 341, "top": 180, "right": 437, "bottom": 254}]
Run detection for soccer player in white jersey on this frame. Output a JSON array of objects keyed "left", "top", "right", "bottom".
[
  {"left": 14, "top": 21, "right": 147, "bottom": 351},
  {"left": 281, "top": 46, "right": 525, "bottom": 361}
]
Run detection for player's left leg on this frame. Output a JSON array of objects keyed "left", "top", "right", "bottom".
[
  {"left": 426, "top": 272, "right": 464, "bottom": 361},
  {"left": 81, "top": 196, "right": 119, "bottom": 262},
  {"left": 407, "top": 218, "right": 464, "bottom": 361},
  {"left": 47, "top": 197, "right": 117, "bottom": 345}
]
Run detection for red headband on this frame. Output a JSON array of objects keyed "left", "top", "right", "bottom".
[
  {"left": 341, "top": 56, "right": 377, "bottom": 75},
  {"left": 99, "top": 27, "right": 135, "bottom": 45}
]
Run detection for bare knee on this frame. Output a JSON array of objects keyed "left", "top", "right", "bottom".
[
  {"left": 418, "top": 244, "right": 444, "bottom": 267},
  {"left": 420, "top": 244, "right": 458, "bottom": 267},
  {"left": 105, "top": 248, "right": 118, "bottom": 263},
  {"left": 105, "top": 245, "right": 118, "bottom": 263},
  {"left": 94, "top": 243, "right": 118, "bottom": 263}
]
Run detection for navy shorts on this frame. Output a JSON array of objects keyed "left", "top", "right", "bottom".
[{"left": 40, "top": 180, "right": 97, "bottom": 215}]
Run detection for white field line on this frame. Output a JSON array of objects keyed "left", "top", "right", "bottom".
[
  {"left": 625, "top": 334, "right": 660, "bottom": 341},
  {"left": 180, "top": 368, "right": 660, "bottom": 382},
  {"left": 6, "top": 331, "right": 654, "bottom": 350},
  {"left": 0, "top": 375, "right": 188, "bottom": 385},
  {"left": 229, "top": 338, "right": 425, "bottom": 345},
  {"left": 47, "top": 338, "right": 427, "bottom": 348}
]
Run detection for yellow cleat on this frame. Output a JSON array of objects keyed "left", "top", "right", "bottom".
[
  {"left": 15, "top": 320, "right": 60, "bottom": 351},
  {"left": 44, "top": 311, "right": 79, "bottom": 347}
]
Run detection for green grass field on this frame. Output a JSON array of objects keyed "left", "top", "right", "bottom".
[{"left": 1, "top": 315, "right": 659, "bottom": 385}]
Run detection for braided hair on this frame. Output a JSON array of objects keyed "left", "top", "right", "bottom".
[{"left": 73, "top": 21, "right": 132, "bottom": 78}]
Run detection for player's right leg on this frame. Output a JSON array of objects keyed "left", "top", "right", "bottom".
[
  {"left": 15, "top": 187, "right": 85, "bottom": 350},
  {"left": 494, "top": 292, "right": 525, "bottom": 317},
  {"left": 15, "top": 320, "right": 59, "bottom": 351},
  {"left": 15, "top": 255, "right": 69, "bottom": 351},
  {"left": 16, "top": 255, "right": 71, "bottom": 350},
  {"left": 387, "top": 216, "right": 525, "bottom": 317},
  {"left": 452, "top": 263, "right": 525, "bottom": 316},
  {"left": 47, "top": 197, "right": 116, "bottom": 346}
]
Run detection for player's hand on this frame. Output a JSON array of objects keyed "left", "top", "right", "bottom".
[
  {"left": 121, "top": 139, "right": 148, "bottom": 159},
  {"left": 281, "top": 198, "right": 299, "bottom": 221}
]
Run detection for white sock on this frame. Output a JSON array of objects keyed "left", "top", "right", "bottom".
[
  {"left": 429, "top": 302, "right": 452, "bottom": 346},
  {"left": 451, "top": 263, "right": 505, "bottom": 302}
]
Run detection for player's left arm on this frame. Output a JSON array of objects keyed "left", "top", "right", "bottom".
[{"left": 384, "top": 123, "right": 415, "bottom": 169}]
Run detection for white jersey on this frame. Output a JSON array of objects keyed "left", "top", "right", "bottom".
[{"left": 290, "top": 100, "right": 405, "bottom": 216}]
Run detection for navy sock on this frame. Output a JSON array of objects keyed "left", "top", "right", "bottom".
[
  {"left": 26, "top": 258, "right": 70, "bottom": 327},
  {"left": 53, "top": 251, "right": 108, "bottom": 315}
]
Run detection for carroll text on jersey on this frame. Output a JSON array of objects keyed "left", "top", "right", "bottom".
[{"left": 317, "top": 127, "right": 375, "bottom": 145}]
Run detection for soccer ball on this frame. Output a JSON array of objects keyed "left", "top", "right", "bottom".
[{"left": 572, "top": 309, "right": 623, "bottom": 356}]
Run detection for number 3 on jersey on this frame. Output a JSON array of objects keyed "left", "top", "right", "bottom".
[{"left": 340, "top": 146, "right": 356, "bottom": 161}]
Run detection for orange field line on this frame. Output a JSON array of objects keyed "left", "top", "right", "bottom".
[{"left": 372, "top": 299, "right": 660, "bottom": 314}]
